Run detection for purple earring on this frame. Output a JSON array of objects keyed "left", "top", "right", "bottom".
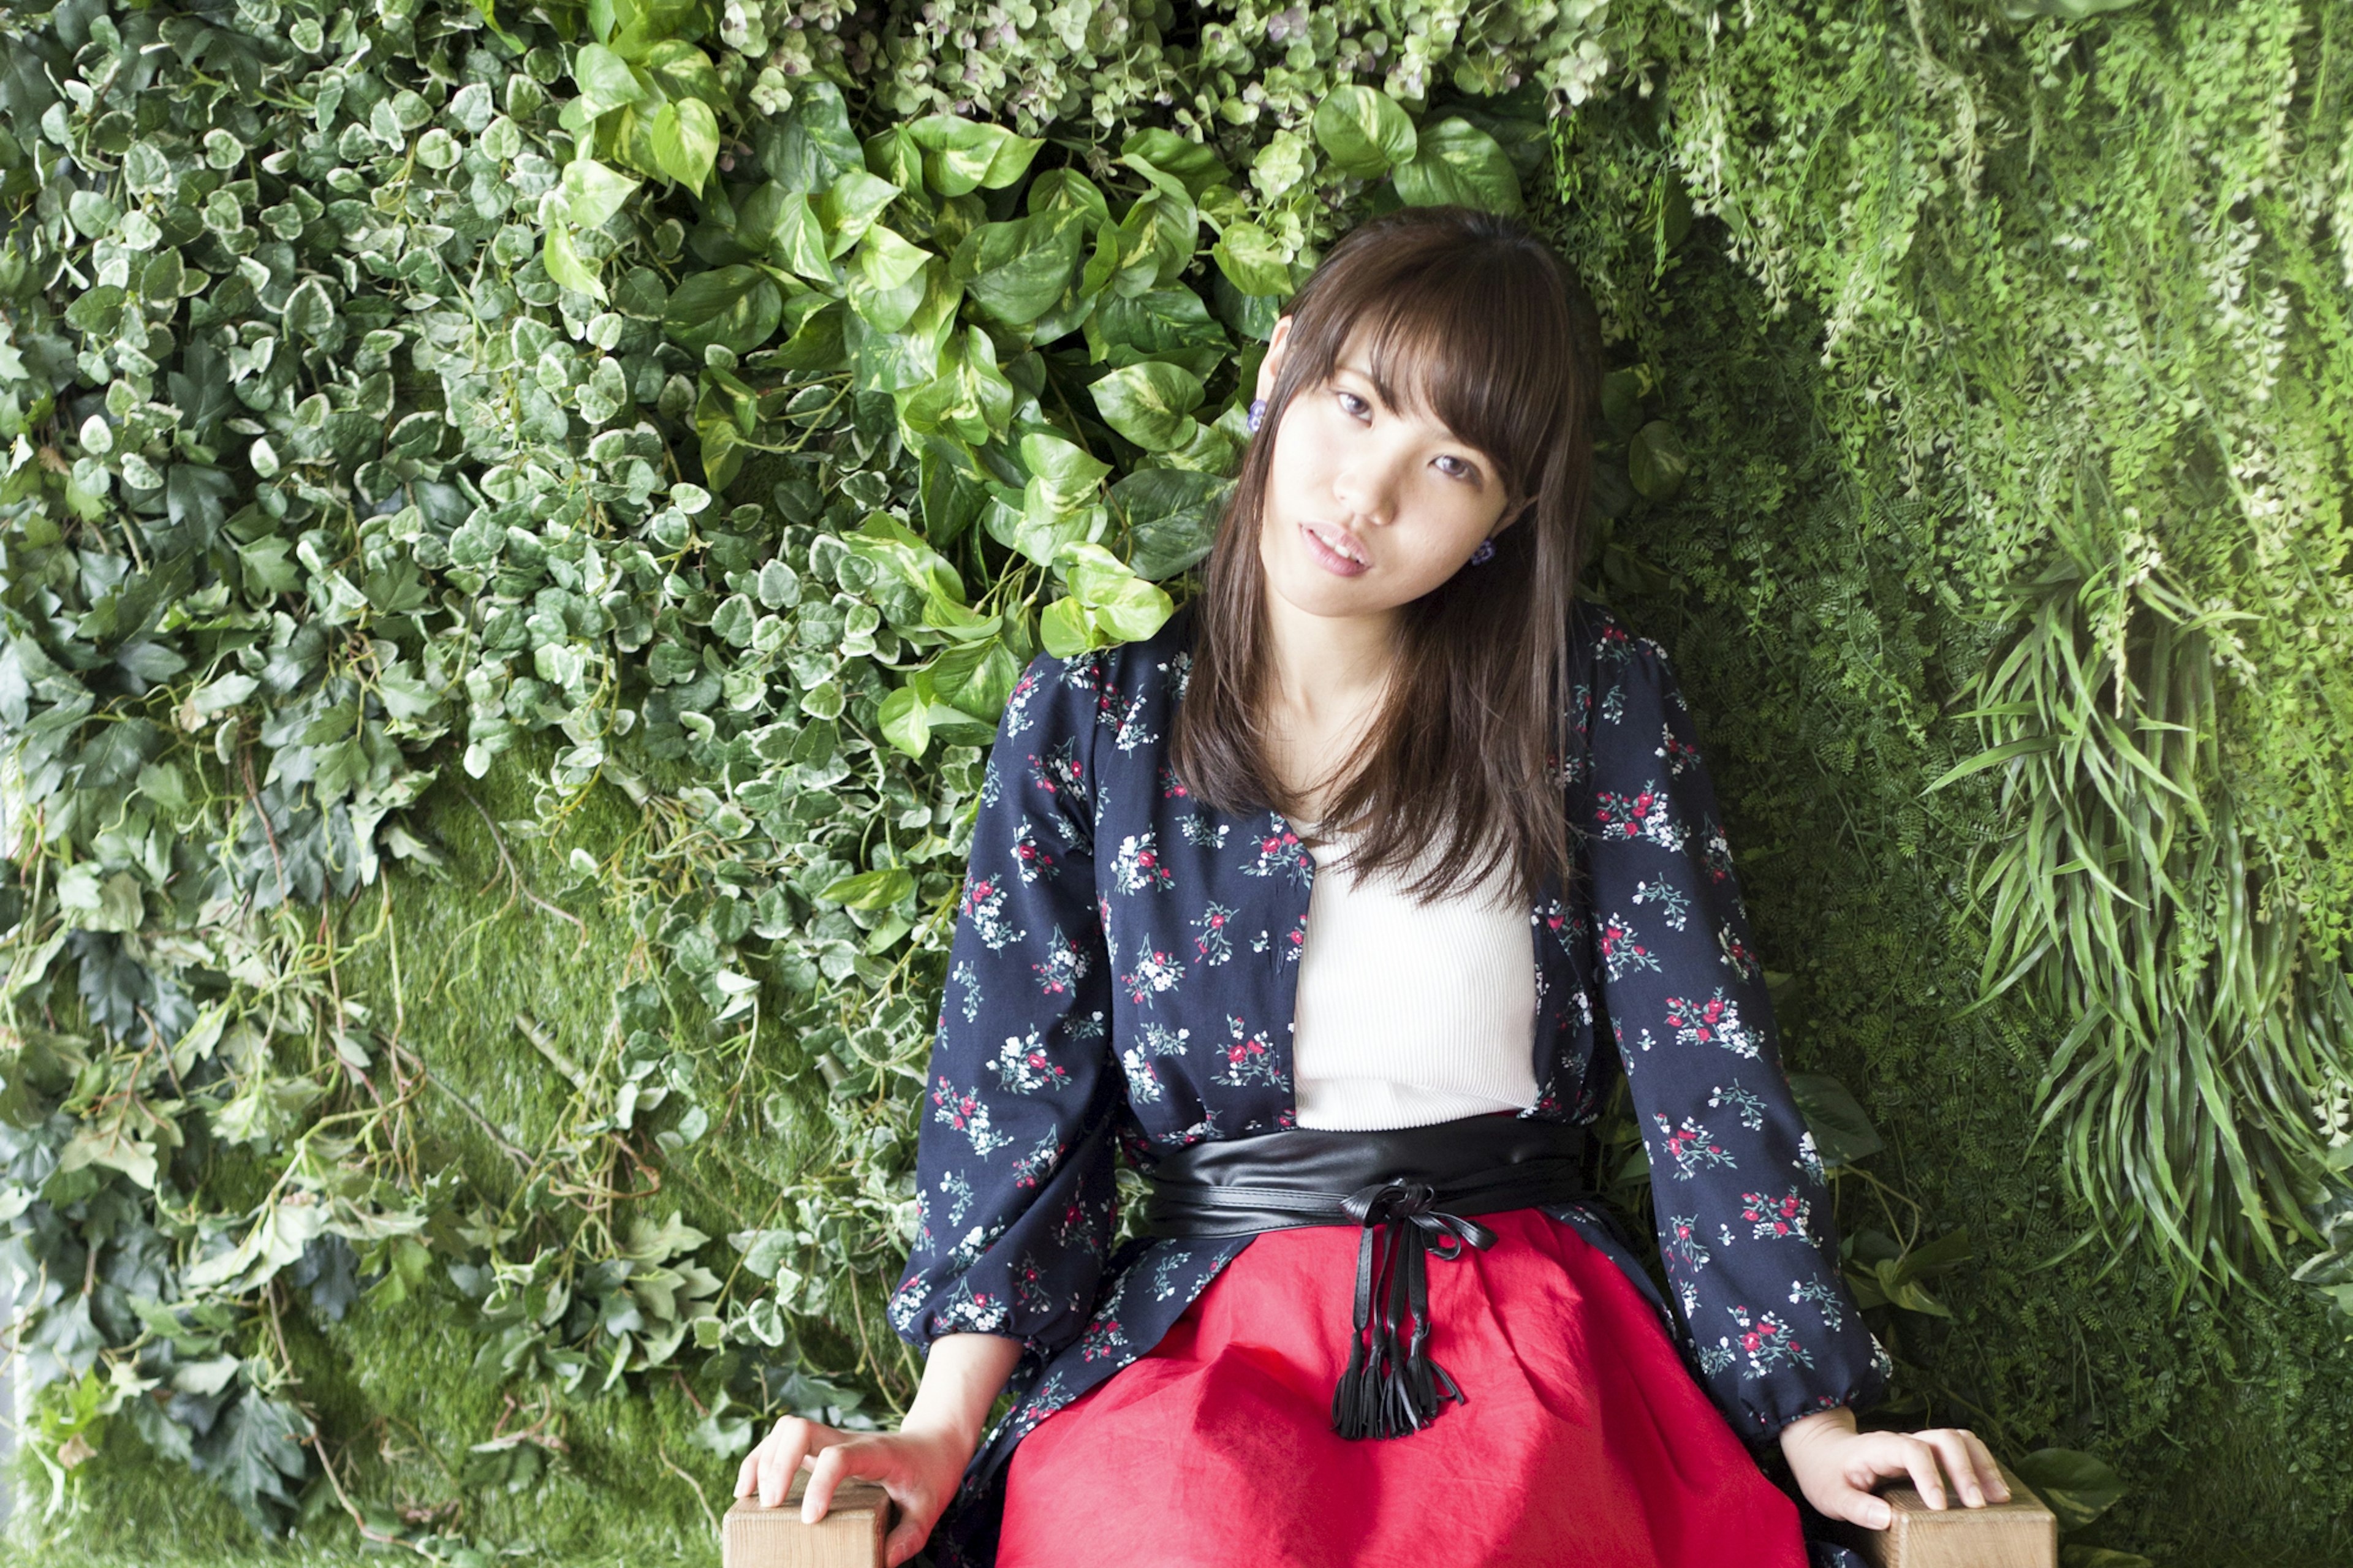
[
  {"left": 1470, "top": 536, "right": 1496, "bottom": 564},
  {"left": 1247, "top": 398, "right": 1266, "bottom": 434}
]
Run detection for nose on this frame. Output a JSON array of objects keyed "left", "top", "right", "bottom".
[{"left": 1328, "top": 433, "right": 1418, "bottom": 528}]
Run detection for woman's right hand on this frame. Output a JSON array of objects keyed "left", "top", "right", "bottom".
[{"left": 734, "top": 1414, "right": 977, "bottom": 1567}]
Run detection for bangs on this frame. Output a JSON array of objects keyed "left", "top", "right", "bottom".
[{"left": 1281, "top": 242, "right": 1576, "bottom": 503}]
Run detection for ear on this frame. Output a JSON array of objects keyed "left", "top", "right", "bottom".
[{"left": 1254, "top": 315, "right": 1294, "bottom": 406}]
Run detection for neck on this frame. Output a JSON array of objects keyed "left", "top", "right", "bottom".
[{"left": 1260, "top": 589, "right": 1398, "bottom": 728}]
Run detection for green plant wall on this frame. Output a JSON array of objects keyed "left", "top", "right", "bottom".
[{"left": 0, "top": 0, "right": 2347, "bottom": 1564}]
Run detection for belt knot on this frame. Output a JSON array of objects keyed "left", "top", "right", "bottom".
[{"left": 1332, "top": 1179, "right": 1502, "bottom": 1439}]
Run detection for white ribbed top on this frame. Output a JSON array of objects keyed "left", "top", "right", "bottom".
[{"left": 1290, "top": 817, "right": 1539, "bottom": 1131}]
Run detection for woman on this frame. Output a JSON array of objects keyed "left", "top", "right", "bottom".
[{"left": 734, "top": 204, "right": 2012, "bottom": 1566}]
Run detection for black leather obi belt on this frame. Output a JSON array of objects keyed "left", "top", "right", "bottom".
[{"left": 1142, "top": 1115, "right": 1592, "bottom": 1441}]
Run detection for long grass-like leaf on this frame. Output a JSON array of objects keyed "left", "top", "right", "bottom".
[{"left": 1946, "top": 532, "right": 2347, "bottom": 1306}]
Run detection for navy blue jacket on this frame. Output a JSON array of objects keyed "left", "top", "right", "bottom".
[{"left": 888, "top": 597, "right": 1890, "bottom": 1564}]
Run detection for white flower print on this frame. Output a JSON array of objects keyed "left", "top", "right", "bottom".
[
  {"left": 1009, "top": 818, "right": 1061, "bottom": 884},
  {"left": 1001, "top": 664, "right": 1045, "bottom": 738},
  {"left": 1664, "top": 1213, "right": 1713, "bottom": 1271},
  {"left": 1026, "top": 736, "right": 1088, "bottom": 844},
  {"left": 938, "top": 1168, "right": 976, "bottom": 1227},
  {"left": 1031, "top": 925, "right": 1092, "bottom": 998},
  {"left": 1594, "top": 779, "right": 1687, "bottom": 852},
  {"left": 1211, "top": 1012, "right": 1286, "bottom": 1089},
  {"left": 1788, "top": 1277, "right": 1847, "bottom": 1331},
  {"left": 1740, "top": 1186, "right": 1814, "bottom": 1242},
  {"left": 1012, "top": 1129, "right": 1065, "bottom": 1191},
  {"left": 1120, "top": 1022, "right": 1191, "bottom": 1105},
  {"left": 1051, "top": 1195, "right": 1100, "bottom": 1254},
  {"left": 1078, "top": 1276, "right": 1131, "bottom": 1362},
  {"left": 948, "top": 1219, "right": 1006, "bottom": 1269},
  {"left": 1630, "top": 876, "right": 1691, "bottom": 931},
  {"left": 1600, "top": 911, "right": 1663, "bottom": 980},
  {"left": 961, "top": 869, "right": 1029, "bottom": 952},
  {"left": 1011, "top": 1249, "right": 1054, "bottom": 1314},
  {"left": 1716, "top": 920, "right": 1760, "bottom": 979},
  {"left": 1656, "top": 719, "right": 1700, "bottom": 776},
  {"left": 932, "top": 1276, "right": 1010, "bottom": 1335},
  {"left": 1119, "top": 940, "right": 1186, "bottom": 1006},
  {"left": 1150, "top": 1248, "right": 1192, "bottom": 1300},
  {"left": 1665, "top": 989, "right": 1759, "bottom": 1058},
  {"left": 993, "top": 1026, "right": 1072, "bottom": 1094},
  {"left": 1654, "top": 1112, "right": 1738, "bottom": 1178},
  {"left": 1110, "top": 831, "right": 1175, "bottom": 893},
  {"left": 887, "top": 1272, "right": 928, "bottom": 1335},
  {"left": 1700, "top": 821, "right": 1736, "bottom": 884},
  {"left": 1058, "top": 650, "right": 1106, "bottom": 697},
  {"left": 1238, "top": 815, "right": 1312, "bottom": 886},
  {"left": 1102, "top": 686, "right": 1160, "bottom": 753},
  {"left": 1004, "top": 1371, "right": 1072, "bottom": 1444},
  {"left": 931, "top": 1075, "right": 1013, "bottom": 1158},
  {"left": 1191, "top": 900, "right": 1239, "bottom": 966},
  {"left": 1719, "top": 1304, "right": 1813, "bottom": 1379},
  {"left": 1178, "top": 812, "right": 1229, "bottom": 849},
  {"left": 1707, "top": 1081, "right": 1768, "bottom": 1131}
]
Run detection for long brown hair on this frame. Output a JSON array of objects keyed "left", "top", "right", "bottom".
[{"left": 1169, "top": 203, "right": 1602, "bottom": 911}]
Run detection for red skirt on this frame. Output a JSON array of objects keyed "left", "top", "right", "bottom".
[{"left": 998, "top": 1209, "right": 1808, "bottom": 1568}]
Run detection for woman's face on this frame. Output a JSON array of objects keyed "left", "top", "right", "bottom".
[{"left": 1252, "top": 314, "right": 1521, "bottom": 620}]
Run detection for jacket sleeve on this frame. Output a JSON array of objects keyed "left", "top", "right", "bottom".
[
  {"left": 886, "top": 646, "right": 1124, "bottom": 1360},
  {"left": 1582, "top": 624, "right": 1893, "bottom": 1443}
]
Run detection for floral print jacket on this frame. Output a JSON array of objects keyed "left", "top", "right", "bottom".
[{"left": 888, "top": 596, "right": 1892, "bottom": 1566}]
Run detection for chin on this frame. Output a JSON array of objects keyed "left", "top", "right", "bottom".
[{"left": 1270, "top": 568, "right": 1408, "bottom": 619}]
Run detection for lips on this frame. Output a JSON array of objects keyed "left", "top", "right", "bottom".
[{"left": 1304, "top": 521, "right": 1368, "bottom": 566}]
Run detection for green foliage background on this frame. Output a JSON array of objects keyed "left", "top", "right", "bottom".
[{"left": 0, "top": 0, "right": 2349, "bottom": 1564}]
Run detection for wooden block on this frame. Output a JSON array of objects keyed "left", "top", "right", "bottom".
[
  {"left": 722, "top": 1473, "right": 896, "bottom": 1568},
  {"left": 1827, "top": 1457, "right": 2058, "bottom": 1568}
]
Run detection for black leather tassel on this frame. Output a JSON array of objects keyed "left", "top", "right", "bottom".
[{"left": 1328, "top": 1181, "right": 1495, "bottom": 1440}]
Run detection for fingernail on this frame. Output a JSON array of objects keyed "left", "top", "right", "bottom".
[{"left": 1869, "top": 1504, "right": 1892, "bottom": 1529}]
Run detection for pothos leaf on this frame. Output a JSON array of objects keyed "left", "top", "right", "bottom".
[
  {"left": 1089, "top": 360, "right": 1205, "bottom": 451},
  {"left": 1391, "top": 116, "right": 1523, "bottom": 216},
  {"left": 1313, "top": 85, "right": 1417, "bottom": 179},
  {"left": 664, "top": 265, "right": 784, "bottom": 354},
  {"left": 650, "top": 96, "right": 720, "bottom": 195}
]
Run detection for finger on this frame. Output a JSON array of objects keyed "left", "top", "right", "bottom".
[
  {"left": 884, "top": 1504, "right": 939, "bottom": 1568},
  {"left": 1830, "top": 1481, "right": 1894, "bottom": 1532},
  {"left": 803, "top": 1441, "right": 872, "bottom": 1524},
  {"left": 738, "top": 1420, "right": 784, "bottom": 1498},
  {"left": 757, "top": 1418, "right": 817, "bottom": 1509},
  {"left": 1919, "top": 1429, "right": 1983, "bottom": 1506},
  {"left": 1900, "top": 1434, "right": 1947, "bottom": 1509},
  {"left": 1958, "top": 1429, "right": 2010, "bottom": 1502}
]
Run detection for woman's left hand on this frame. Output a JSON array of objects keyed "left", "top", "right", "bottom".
[{"left": 1776, "top": 1406, "right": 2012, "bottom": 1530}]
